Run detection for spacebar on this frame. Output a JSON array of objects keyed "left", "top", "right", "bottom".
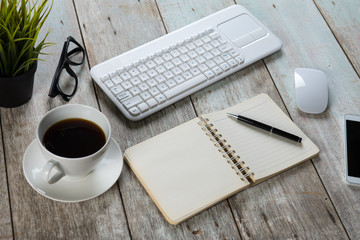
[{"left": 164, "top": 74, "right": 207, "bottom": 99}]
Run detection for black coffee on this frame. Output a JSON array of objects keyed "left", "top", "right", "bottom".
[{"left": 42, "top": 118, "right": 106, "bottom": 158}]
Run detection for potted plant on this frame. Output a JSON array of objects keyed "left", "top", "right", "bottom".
[{"left": 0, "top": 0, "right": 52, "bottom": 107}]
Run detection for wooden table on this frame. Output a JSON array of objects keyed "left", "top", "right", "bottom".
[{"left": 1, "top": 0, "right": 359, "bottom": 239}]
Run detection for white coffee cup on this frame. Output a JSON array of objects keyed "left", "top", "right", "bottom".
[{"left": 37, "top": 104, "right": 111, "bottom": 184}]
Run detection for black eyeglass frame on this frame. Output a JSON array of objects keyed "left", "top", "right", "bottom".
[{"left": 48, "top": 36, "right": 85, "bottom": 101}]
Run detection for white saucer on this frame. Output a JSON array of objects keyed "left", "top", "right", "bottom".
[{"left": 23, "top": 138, "right": 123, "bottom": 202}]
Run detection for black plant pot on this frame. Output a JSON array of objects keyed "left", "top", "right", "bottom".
[{"left": 0, "top": 62, "right": 37, "bottom": 108}]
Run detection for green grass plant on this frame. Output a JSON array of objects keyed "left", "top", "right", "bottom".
[{"left": 0, "top": 0, "right": 53, "bottom": 77}]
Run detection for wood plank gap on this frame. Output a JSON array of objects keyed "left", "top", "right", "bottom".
[
  {"left": 0, "top": 115, "right": 15, "bottom": 240},
  {"left": 154, "top": 0, "right": 169, "bottom": 34},
  {"left": 71, "top": 0, "right": 102, "bottom": 112},
  {"left": 312, "top": 1, "right": 360, "bottom": 78},
  {"left": 115, "top": 181, "right": 133, "bottom": 240},
  {"left": 226, "top": 198, "right": 244, "bottom": 239}
]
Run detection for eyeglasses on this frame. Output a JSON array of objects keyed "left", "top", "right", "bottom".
[{"left": 48, "top": 36, "right": 85, "bottom": 101}]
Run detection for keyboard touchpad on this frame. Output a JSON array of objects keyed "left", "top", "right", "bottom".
[{"left": 217, "top": 14, "right": 267, "bottom": 48}]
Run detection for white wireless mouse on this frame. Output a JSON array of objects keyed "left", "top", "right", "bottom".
[{"left": 294, "top": 68, "right": 328, "bottom": 114}]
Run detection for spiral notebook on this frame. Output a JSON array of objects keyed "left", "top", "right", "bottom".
[{"left": 124, "top": 94, "right": 319, "bottom": 224}]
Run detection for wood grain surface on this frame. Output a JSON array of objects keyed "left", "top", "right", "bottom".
[{"left": 0, "top": 0, "right": 359, "bottom": 239}]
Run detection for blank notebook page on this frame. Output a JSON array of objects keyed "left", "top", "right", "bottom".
[
  {"left": 203, "top": 94, "right": 319, "bottom": 182},
  {"left": 124, "top": 118, "right": 250, "bottom": 224}
]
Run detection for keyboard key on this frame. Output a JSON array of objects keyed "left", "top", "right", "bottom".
[
  {"left": 111, "top": 85, "right": 124, "bottom": 95},
  {"left": 228, "top": 59, "right": 238, "bottom": 67},
  {"left": 138, "top": 83, "right": 149, "bottom": 91},
  {"left": 218, "top": 37, "right": 227, "bottom": 44},
  {"left": 186, "top": 42, "right": 196, "bottom": 50},
  {"left": 130, "top": 77, "right": 141, "bottom": 86},
  {"left": 109, "top": 72, "right": 118, "bottom": 78},
  {"left": 220, "top": 63, "right": 231, "bottom": 71},
  {"left": 188, "top": 59, "right": 198, "bottom": 68},
  {"left": 195, "top": 55, "right": 206, "bottom": 64},
  {"left": 204, "top": 70, "right": 215, "bottom": 79},
  {"left": 198, "top": 64, "right": 209, "bottom": 72},
  {"left": 147, "top": 79, "right": 158, "bottom": 88},
  {"left": 129, "top": 87, "right": 141, "bottom": 95},
  {"left": 111, "top": 76, "right": 122, "bottom": 85},
  {"left": 155, "top": 75, "right": 166, "bottom": 83},
  {"left": 205, "top": 60, "right": 216, "bottom": 68},
  {"left": 149, "top": 87, "right": 160, "bottom": 96},
  {"left": 203, "top": 52, "right": 213, "bottom": 60},
  {"left": 155, "top": 65, "right": 166, "bottom": 74},
  {"left": 154, "top": 56, "right": 165, "bottom": 64},
  {"left": 207, "top": 28, "right": 215, "bottom": 34},
  {"left": 195, "top": 47, "right": 206, "bottom": 55},
  {"left": 166, "top": 79, "right": 177, "bottom": 88},
  {"left": 202, "top": 36, "right": 212, "bottom": 43},
  {"left": 178, "top": 46, "right": 188, "bottom": 54},
  {"left": 212, "top": 66, "right": 223, "bottom": 75},
  {"left": 116, "top": 91, "right": 131, "bottom": 102},
  {"left": 104, "top": 80, "right": 114, "bottom": 88},
  {"left": 219, "top": 44, "right": 232, "bottom": 52},
  {"left": 137, "top": 64, "right": 148, "bottom": 73},
  {"left": 170, "top": 49, "right": 181, "bottom": 57},
  {"left": 171, "top": 67, "right": 182, "bottom": 75},
  {"left": 147, "top": 69, "right": 158, "bottom": 77},
  {"left": 145, "top": 60, "right": 157, "bottom": 69},
  {"left": 162, "top": 53, "right": 173, "bottom": 61},
  {"left": 100, "top": 76, "right": 110, "bottom": 82},
  {"left": 190, "top": 67, "right": 201, "bottom": 76},
  {"left": 214, "top": 56, "right": 224, "bottom": 64},
  {"left": 121, "top": 81, "right": 133, "bottom": 90},
  {"left": 179, "top": 63, "right": 191, "bottom": 71},
  {"left": 194, "top": 39, "right": 204, "bottom": 46},
  {"left": 180, "top": 54, "right": 190, "bottom": 62},
  {"left": 210, "top": 40, "right": 220, "bottom": 48},
  {"left": 129, "top": 68, "right": 140, "bottom": 76},
  {"left": 221, "top": 52, "right": 232, "bottom": 61},
  {"left": 164, "top": 62, "right": 175, "bottom": 70},
  {"left": 229, "top": 49, "right": 240, "bottom": 57},
  {"left": 182, "top": 71, "right": 193, "bottom": 80},
  {"left": 139, "top": 73, "right": 150, "bottom": 81},
  {"left": 138, "top": 102, "right": 149, "bottom": 112},
  {"left": 155, "top": 94, "right": 166, "bottom": 103},
  {"left": 164, "top": 74, "right": 207, "bottom": 99},
  {"left": 120, "top": 72, "right": 131, "bottom": 81},
  {"left": 146, "top": 98, "right": 158, "bottom": 108},
  {"left": 123, "top": 96, "right": 143, "bottom": 110},
  {"left": 163, "top": 71, "right": 175, "bottom": 79},
  {"left": 140, "top": 91, "right": 151, "bottom": 101},
  {"left": 235, "top": 55, "right": 245, "bottom": 64},
  {"left": 129, "top": 107, "right": 140, "bottom": 116},
  {"left": 211, "top": 48, "right": 221, "bottom": 56},
  {"left": 202, "top": 43, "right": 212, "bottom": 51},
  {"left": 187, "top": 51, "right": 198, "bottom": 58},
  {"left": 174, "top": 75, "right": 185, "bottom": 84},
  {"left": 209, "top": 32, "right": 220, "bottom": 39},
  {"left": 171, "top": 58, "right": 182, "bottom": 66},
  {"left": 158, "top": 83, "right": 169, "bottom": 92}
]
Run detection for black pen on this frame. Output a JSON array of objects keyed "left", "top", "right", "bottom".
[{"left": 227, "top": 113, "right": 302, "bottom": 143}]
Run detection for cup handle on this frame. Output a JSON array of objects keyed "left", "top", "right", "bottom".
[{"left": 41, "top": 160, "right": 65, "bottom": 184}]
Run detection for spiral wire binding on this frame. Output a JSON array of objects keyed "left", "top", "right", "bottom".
[{"left": 198, "top": 117, "right": 254, "bottom": 182}]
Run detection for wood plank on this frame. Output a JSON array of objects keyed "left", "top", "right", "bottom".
[
  {"left": 315, "top": 0, "right": 360, "bottom": 76},
  {"left": 0, "top": 120, "right": 12, "bottom": 239},
  {"left": 75, "top": 0, "right": 243, "bottom": 238},
  {"left": 160, "top": 0, "right": 348, "bottom": 238},
  {"left": 2, "top": 0, "right": 130, "bottom": 238},
  {"left": 239, "top": 0, "right": 359, "bottom": 238}
]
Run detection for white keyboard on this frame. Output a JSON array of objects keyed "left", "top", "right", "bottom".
[{"left": 90, "top": 5, "right": 282, "bottom": 121}]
